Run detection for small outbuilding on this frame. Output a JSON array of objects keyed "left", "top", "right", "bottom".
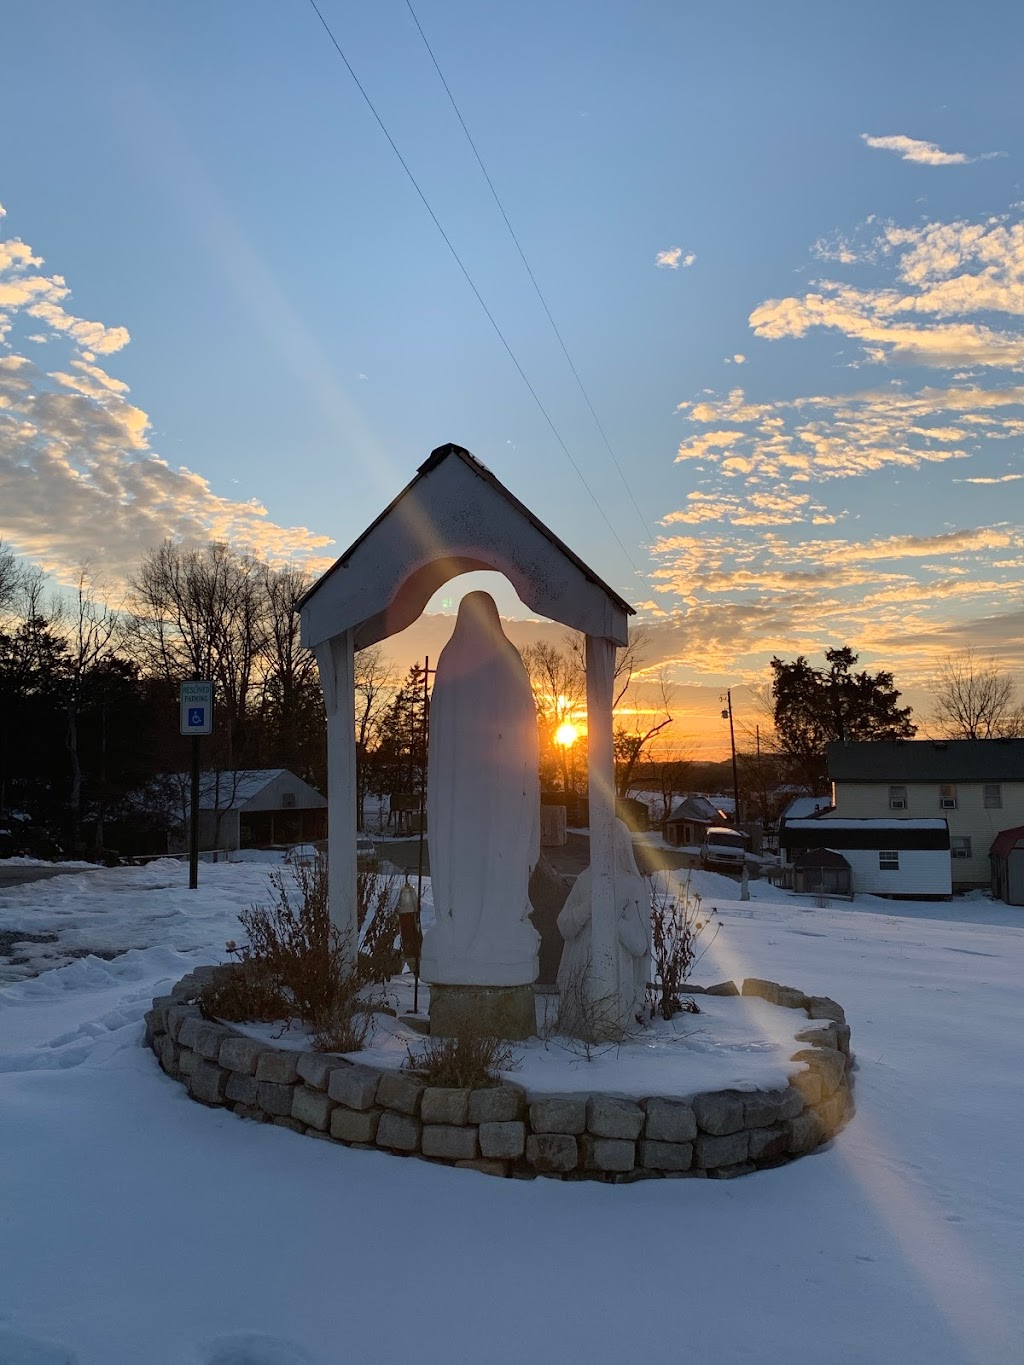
[
  {"left": 792, "top": 848, "right": 852, "bottom": 898},
  {"left": 168, "top": 769, "right": 327, "bottom": 853},
  {"left": 990, "top": 826, "right": 1024, "bottom": 906},
  {"left": 663, "top": 795, "right": 728, "bottom": 848},
  {"left": 780, "top": 817, "right": 951, "bottom": 898}
]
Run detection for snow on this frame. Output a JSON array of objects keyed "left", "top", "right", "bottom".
[{"left": 1, "top": 861, "right": 1022, "bottom": 1363}]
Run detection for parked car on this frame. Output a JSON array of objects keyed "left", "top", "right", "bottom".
[
  {"left": 357, "top": 837, "right": 378, "bottom": 871},
  {"left": 285, "top": 842, "right": 320, "bottom": 868},
  {"left": 699, "top": 826, "right": 748, "bottom": 871}
]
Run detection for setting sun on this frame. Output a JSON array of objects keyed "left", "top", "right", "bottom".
[{"left": 554, "top": 722, "right": 580, "bottom": 748}]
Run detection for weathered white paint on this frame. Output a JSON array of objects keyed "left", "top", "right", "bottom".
[
  {"left": 420, "top": 593, "right": 540, "bottom": 987},
  {"left": 300, "top": 447, "right": 631, "bottom": 651},
  {"left": 315, "top": 630, "right": 358, "bottom": 966},
  {"left": 586, "top": 633, "right": 619, "bottom": 1014}
]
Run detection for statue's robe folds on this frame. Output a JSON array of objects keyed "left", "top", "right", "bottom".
[{"left": 421, "top": 592, "right": 541, "bottom": 987}]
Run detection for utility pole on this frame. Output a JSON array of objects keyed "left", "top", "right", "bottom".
[
  {"left": 721, "top": 689, "right": 740, "bottom": 825},
  {"left": 180, "top": 680, "right": 214, "bottom": 890}
]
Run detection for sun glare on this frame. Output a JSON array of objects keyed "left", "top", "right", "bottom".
[{"left": 554, "top": 722, "right": 580, "bottom": 748}]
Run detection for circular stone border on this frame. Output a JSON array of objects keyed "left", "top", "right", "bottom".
[{"left": 145, "top": 969, "right": 854, "bottom": 1182}]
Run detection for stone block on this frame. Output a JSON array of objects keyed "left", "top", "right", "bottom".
[
  {"left": 292, "top": 1085, "right": 334, "bottom": 1131},
  {"left": 422, "top": 1087, "right": 471, "bottom": 1126},
  {"left": 776, "top": 986, "right": 808, "bottom": 1010},
  {"left": 456, "top": 1158, "right": 509, "bottom": 1177},
  {"left": 587, "top": 1095, "right": 644, "bottom": 1140},
  {"left": 806, "top": 996, "right": 846, "bottom": 1026},
  {"left": 747, "top": 1125, "right": 789, "bottom": 1162},
  {"left": 790, "top": 1071, "right": 822, "bottom": 1106},
  {"left": 794, "top": 1021, "right": 839, "bottom": 1050},
  {"left": 167, "top": 1003, "right": 201, "bottom": 1040},
  {"left": 526, "top": 1133, "right": 578, "bottom": 1173},
  {"left": 255, "top": 1050, "right": 300, "bottom": 1085},
  {"left": 177, "top": 1015, "right": 205, "bottom": 1050},
  {"left": 376, "top": 1111, "right": 422, "bottom": 1152},
  {"left": 159, "top": 1035, "right": 180, "bottom": 1076},
  {"left": 467, "top": 1086, "right": 524, "bottom": 1124},
  {"left": 530, "top": 1097, "right": 587, "bottom": 1134},
  {"left": 296, "top": 1052, "right": 343, "bottom": 1091},
  {"left": 178, "top": 1048, "right": 197, "bottom": 1077},
  {"left": 741, "top": 978, "right": 780, "bottom": 1003},
  {"left": 743, "top": 1088, "right": 802, "bottom": 1128},
  {"left": 428, "top": 982, "right": 535, "bottom": 1040},
  {"left": 143, "top": 1012, "right": 158, "bottom": 1048},
  {"left": 219, "top": 1036, "right": 268, "bottom": 1075},
  {"left": 150, "top": 994, "right": 175, "bottom": 1028},
  {"left": 422, "top": 1124, "right": 479, "bottom": 1160},
  {"left": 788, "top": 1110, "right": 827, "bottom": 1154},
  {"left": 835, "top": 1023, "right": 852, "bottom": 1056},
  {"left": 704, "top": 980, "right": 739, "bottom": 996},
  {"left": 328, "top": 1065, "right": 381, "bottom": 1111},
  {"left": 479, "top": 1121, "right": 526, "bottom": 1159},
  {"left": 639, "top": 1140, "right": 693, "bottom": 1172},
  {"left": 644, "top": 1098, "right": 697, "bottom": 1143},
  {"left": 376, "top": 1071, "right": 425, "bottom": 1116},
  {"left": 696, "top": 1131, "right": 749, "bottom": 1168},
  {"left": 233, "top": 1103, "right": 264, "bottom": 1122},
  {"left": 257, "top": 1081, "right": 296, "bottom": 1117},
  {"left": 708, "top": 1161, "right": 755, "bottom": 1180},
  {"left": 791, "top": 1048, "right": 846, "bottom": 1095},
  {"left": 692, "top": 1091, "right": 745, "bottom": 1135},
  {"left": 189, "top": 1060, "right": 228, "bottom": 1106},
  {"left": 171, "top": 977, "right": 198, "bottom": 1002},
  {"left": 581, "top": 1136, "right": 635, "bottom": 1173},
  {"left": 193, "top": 1022, "right": 232, "bottom": 1061},
  {"left": 225, "top": 1072, "right": 259, "bottom": 1106},
  {"left": 273, "top": 1116, "right": 306, "bottom": 1133},
  {"left": 330, "top": 1106, "right": 381, "bottom": 1144},
  {"left": 816, "top": 1095, "right": 845, "bottom": 1133}
]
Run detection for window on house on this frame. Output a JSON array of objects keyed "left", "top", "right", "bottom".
[
  {"left": 984, "top": 784, "right": 1002, "bottom": 809},
  {"left": 939, "top": 784, "right": 958, "bottom": 809},
  {"left": 888, "top": 785, "right": 907, "bottom": 809},
  {"left": 879, "top": 850, "right": 899, "bottom": 871},
  {"left": 951, "top": 836, "right": 972, "bottom": 859},
  {"left": 281, "top": 792, "right": 296, "bottom": 809}
]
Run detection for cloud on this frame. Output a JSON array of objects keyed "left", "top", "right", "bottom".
[
  {"left": 860, "top": 133, "right": 994, "bottom": 166},
  {"left": 655, "top": 247, "right": 696, "bottom": 269},
  {"left": 954, "top": 473, "right": 1024, "bottom": 484},
  {"left": 0, "top": 208, "right": 334, "bottom": 586}
]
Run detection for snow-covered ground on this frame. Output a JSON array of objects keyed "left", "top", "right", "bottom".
[{"left": 1, "top": 860, "right": 1022, "bottom": 1364}]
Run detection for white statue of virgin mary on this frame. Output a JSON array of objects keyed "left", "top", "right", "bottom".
[{"left": 420, "top": 591, "right": 541, "bottom": 988}]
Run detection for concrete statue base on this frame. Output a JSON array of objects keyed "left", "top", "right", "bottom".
[{"left": 428, "top": 984, "right": 537, "bottom": 1041}]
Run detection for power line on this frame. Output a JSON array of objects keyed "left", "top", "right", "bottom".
[
  {"left": 403, "top": 0, "right": 659, "bottom": 557},
  {"left": 305, "top": 0, "right": 644, "bottom": 586}
]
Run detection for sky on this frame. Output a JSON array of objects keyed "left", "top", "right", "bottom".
[{"left": 1, "top": 0, "right": 1023, "bottom": 756}]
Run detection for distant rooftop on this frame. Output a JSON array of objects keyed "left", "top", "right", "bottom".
[{"left": 828, "top": 738, "right": 1024, "bottom": 784}]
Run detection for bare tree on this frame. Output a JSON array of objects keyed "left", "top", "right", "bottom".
[
  {"left": 62, "top": 568, "right": 121, "bottom": 849},
  {"left": 353, "top": 643, "right": 395, "bottom": 830},
  {"left": 613, "top": 670, "right": 676, "bottom": 798},
  {"left": 929, "top": 650, "right": 1024, "bottom": 740},
  {"left": 520, "top": 640, "right": 586, "bottom": 794},
  {"left": 0, "top": 541, "right": 21, "bottom": 617}
]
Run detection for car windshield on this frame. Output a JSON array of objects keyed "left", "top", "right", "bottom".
[{"left": 709, "top": 832, "right": 745, "bottom": 849}]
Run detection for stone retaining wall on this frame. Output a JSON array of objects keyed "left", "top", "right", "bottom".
[{"left": 145, "top": 969, "right": 854, "bottom": 1182}]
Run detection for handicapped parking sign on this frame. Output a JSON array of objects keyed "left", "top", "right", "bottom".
[{"left": 180, "top": 681, "right": 214, "bottom": 736}]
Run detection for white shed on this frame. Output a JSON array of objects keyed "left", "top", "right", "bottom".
[
  {"left": 780, "top": 817, "right": 951, "bottom": 898},
  {"left": 169, "top": 769, "right": 327, "bottom": 852}
]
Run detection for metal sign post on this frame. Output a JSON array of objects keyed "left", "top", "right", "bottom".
[{"left": 180, "top": 681, "right": 214, "bottom": 890}]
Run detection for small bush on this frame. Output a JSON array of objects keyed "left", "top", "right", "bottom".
[
  {"left": 648, "top": 874, "right": 719, "bottom": 1020},
  {"left": 357, "top": 870, "right": 403, "bottom": 985},
  {"left": 200, "top": 853, "right": 381, "bottom": 1051},
  {"left": 404, "top": 1033, "right": 518, "bottom": 1089}
]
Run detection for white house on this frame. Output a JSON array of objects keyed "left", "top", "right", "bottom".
[
  {"left": 779, "top": 816, "right": 951, "bottom": 898},
  {"left": 826, "top": 739, "right": 1024, "bottom": 890}
]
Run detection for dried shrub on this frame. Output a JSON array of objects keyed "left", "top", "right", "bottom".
[
  {"left": 357, "top": 869, "right": 404, "bottom": 985},
  {"left": 552, "top": 963, "right": 635, "bottom": 1053},
  {"left": 648, "top": 874, "right": 719, "bottom": 1020},
  {"left": 404, "top": 1033, "right": 518, "bottom": 1089},
  {"left": 200, "top": 853, "right": 381, "bottom": 1051}
]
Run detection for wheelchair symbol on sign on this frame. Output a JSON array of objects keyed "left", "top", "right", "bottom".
[{"left": 188, "top": 708, "right": 205, "bottom": 727}]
